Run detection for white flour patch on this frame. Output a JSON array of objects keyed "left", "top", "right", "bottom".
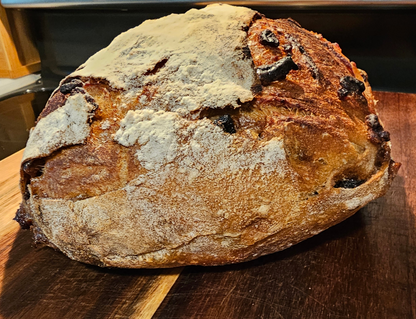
[
  {"left": 73, "top": 4, "right": 257, "bottom": 116},
  {"left": 23, "top": 93, "right": 97, "bottom": 162},
  {"left": 114, "top": 109, "right": 287, "bottom": 177},
  {"left": 114, "top": 109, "right": 183, "bottom": 170}
]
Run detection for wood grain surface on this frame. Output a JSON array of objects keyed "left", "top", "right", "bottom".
[{"left": 0, "top": 91, "right": 415, "bottom": 319}]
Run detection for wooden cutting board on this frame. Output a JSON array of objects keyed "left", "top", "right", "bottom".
[{"left": 0, "top": 91, "right": 415, "bottom": 319}]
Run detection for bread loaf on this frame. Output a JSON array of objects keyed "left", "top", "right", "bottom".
[{"left": 15, "top": 4, "right": 400, "bottom": 268}]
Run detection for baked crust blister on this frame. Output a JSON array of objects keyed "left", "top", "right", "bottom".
[{"left": 16, "top": 4, "right": 400, "bottom": 268}]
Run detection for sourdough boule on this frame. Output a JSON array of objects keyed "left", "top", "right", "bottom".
[{"left": 15, "top": 4, "right": 400, "bottom": 268}]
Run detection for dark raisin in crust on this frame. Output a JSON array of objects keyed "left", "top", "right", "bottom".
[
  {"left": 213, "top": 115, "right": 236, "bottom": 134},
  {"left": 259, "top": 29, "right": 279, "bottom": 47},
  {"left": 256, "top": 56, "right": 298, "bottom": 85},
  {"left": 338, "top": 76, "right": 365, "bottom": 99},
  {"left": 60, "top": 79, "right": 84, "bottom": 94}
]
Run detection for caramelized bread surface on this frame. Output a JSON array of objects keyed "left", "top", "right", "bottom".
[{"left": 16, "top": 5, "right": 399, "bottom": 268}]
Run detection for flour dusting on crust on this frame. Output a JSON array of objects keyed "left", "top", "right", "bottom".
[
  {"left": 73, "top": 4, "right": 257, "bottom": 116},
  {"left": 114, "top": 109, "right": 182, "bottom": 170},
  {"left": 22, "top": 93, "right": 97, "bottom": 162},
  {"left": 114, "top": 109, "right": 287, "bottom": 175},
  {"left": 17, "top": 4, "right": 400, "bottom": 269}
]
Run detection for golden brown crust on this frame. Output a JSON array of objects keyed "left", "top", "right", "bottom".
[{"left": 16, "top": 5, "right": 399, "bottom": 268}]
